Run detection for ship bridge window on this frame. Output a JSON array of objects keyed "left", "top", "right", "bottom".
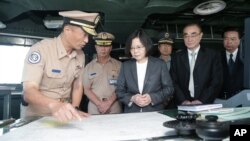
[{"left": 0, "top": 45, "right": 29, "bottom": 84}]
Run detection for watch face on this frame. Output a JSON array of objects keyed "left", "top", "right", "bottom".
[{"left": 193, "top": 0, "right": 226, "bottom": 15}]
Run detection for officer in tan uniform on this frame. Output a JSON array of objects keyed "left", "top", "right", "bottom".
[
  {"left": 21, "top": 10, "right": 100, "bottom": 122},
  {"left": 158, "top": 32, "right": 174, "bottom": 70},
  {"left": 158, "top": 32, "right": 175, "bottom": 108},
  {"left": 83, "top": 32, "right": 122, "bottom": 114}
]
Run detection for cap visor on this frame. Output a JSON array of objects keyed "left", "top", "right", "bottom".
[
  {"left": 82, "top": 26, "right": 97, "bottom": 36},
  {"left": 158, "top": 40, "right": 173, "bottom": 44}
]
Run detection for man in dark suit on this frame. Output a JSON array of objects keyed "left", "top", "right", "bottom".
[
  {"left": 218, "top": 27, "right": 244, "bottom": 99},
  {"left": 170, "top": 23, "right": 223, "bottom": 105}
]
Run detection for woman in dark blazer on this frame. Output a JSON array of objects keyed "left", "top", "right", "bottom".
[{"left": 116, "top": 29, "right": 174, "bottom": 113}]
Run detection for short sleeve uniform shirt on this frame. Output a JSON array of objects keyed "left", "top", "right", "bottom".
[
  {"left": 83, "top": 57, "right": 121, "bottom": 114},
  {"left": 22, "top": 35, "right": 84, "bottom": 116}
]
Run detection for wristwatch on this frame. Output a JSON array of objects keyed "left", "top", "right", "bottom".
[
  {"left": 75, "top": 106, "right": 80, "bottom": 110},
  {"left": 128, "top": 101, "right": 133, "bottom": 107}
]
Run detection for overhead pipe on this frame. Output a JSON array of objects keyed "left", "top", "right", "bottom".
[{"left": 0, "top": 32, "right": 47, "bottom": 40}]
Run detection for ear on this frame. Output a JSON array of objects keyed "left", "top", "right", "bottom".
[
  {"left": 63, "top": 25, "right": 71, "bottom": 33},
  {"left": 200, "top": 32, "right": 204, "bottom": 38},
  {"left": 94, "top": 45, "right": 98, "bottom": 50}
]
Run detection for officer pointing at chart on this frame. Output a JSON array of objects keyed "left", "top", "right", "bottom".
[{"left": 21, "top": 10, "right": 100, "bottom": 122}]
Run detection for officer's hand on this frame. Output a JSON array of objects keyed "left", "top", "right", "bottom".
[
  {"left": 97, "top": 100, "right": 111, "bottom": 114},
  {"left": 77, "top": 110, "right": 90, "bottom": 118},
  {"left": 50, "top": 102, "right": 84, "bottom": 122}
]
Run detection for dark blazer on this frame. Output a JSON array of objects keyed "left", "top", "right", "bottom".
[
  {"left": 116, "top": 56, "right": 174, "bottom": 113},
  {"left": 218, "top": 50, "right": 244, "bottom": 99},
  {"left": 170, "top": 47, "right": 223, "bottom": 105}
]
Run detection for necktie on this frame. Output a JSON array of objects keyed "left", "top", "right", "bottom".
[
  {"left": 189, "top": 52, "right": 196, "bottom": 97},
  {"left": 228, "top": 54, "right": 234, "bottom": 75}
]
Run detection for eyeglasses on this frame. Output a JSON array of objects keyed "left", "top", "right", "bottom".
[
  {"left": 130, "top": 46, "right": 145, "bottom": 51},
  {"left": 183, "top": 32, "right": 201, "bottom": 39}
]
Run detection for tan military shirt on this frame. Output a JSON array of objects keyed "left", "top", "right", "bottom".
[
  {"left": 22, "top": 35, "right": 84, "bottom": 116},
  {"left": 83, "top": 57, "right": 121, "bottom": 114}
]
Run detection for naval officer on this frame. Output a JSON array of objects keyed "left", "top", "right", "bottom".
[
  {"left": 21, "top": 10, "right": 100, "bottom": 122},
  {"left": 83, "top": 32, "right": 122, "bottom": 114}
]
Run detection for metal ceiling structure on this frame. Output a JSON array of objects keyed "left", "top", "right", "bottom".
[{"left": 0, "top": 0, "right": 249, "bottom": 45}]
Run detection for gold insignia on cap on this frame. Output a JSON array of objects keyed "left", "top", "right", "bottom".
[
  {"left": 164, "top": 33, "right": 170, "bottom": 38},
  {"left": 94, "top": 16, "right": 100, "bottom": 26},
  {"left": 158, "top": 32, "right": 174, "bottom": 44},
  {"left": 93, "top": 32, "right": 115, "bottom": 46},
  {"left": 101, "top": 33, "right": 108, "bottom": 39},
  {"left": 59, "top": 10, "right": 100, "bottom": 35}
]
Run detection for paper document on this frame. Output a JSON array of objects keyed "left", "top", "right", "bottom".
[
  {"left": 0, "top": 112, "right": 176, "bottom": 141},
  {"left": 198, "top": 107, "right": 250, "bottom": 121},
  {"left": 178, "top": 104, "right": 223, "bottom": 112}
]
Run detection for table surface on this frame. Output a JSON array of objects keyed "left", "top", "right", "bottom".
[
  {"left": 0, "top": 111, "right": 207, "bottom": 141},
  {"left": 0, "top": 109, "right": 235, "bottom": 141}
]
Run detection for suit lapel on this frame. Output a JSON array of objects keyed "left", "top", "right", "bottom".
[
  {"left": 131, "top": 59, "right": 139, "bottom": 92},
  {"left": 142, "top": 57, "right": 152, "bottom": 93},
  {"left": 193, "top": 48, "right": 205, "bottom": 71},
  {"left": 181, "top": 50, "right": 190, "bottom": 72},
  {"left": 231, "top": 51, "right": 242, "bottom": 75},
  {"left": 222, "top": 51, "right": 230, "bottom": 75},
  {"left": 181, "top": 50, "right": 191, "bottom": 88}
]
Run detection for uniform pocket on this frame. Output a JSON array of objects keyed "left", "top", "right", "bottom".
[
  {"left": 109, "top": 69, "right": 119, "bottom": 79},
  {"left": 46, "top": 69, "right": 64, "bottom": 78},
  {"left": 88, "top": 72, "right": 98, "bottom": 80},
  {"left": 44, "top": 68, "right": 64, "bottom": 89}
]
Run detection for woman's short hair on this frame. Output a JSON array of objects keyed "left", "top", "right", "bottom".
[{"left": 125, "top": 29, "right": 153, "bottom": 57}]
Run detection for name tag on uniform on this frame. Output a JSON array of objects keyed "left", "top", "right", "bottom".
[
  {"left": 109, "top": 79, "right": 117, "bottom": 85},
  {"left": 52, "top": 69, "right": 61, "bottom": 73},
  {"left": 90, "top": 73, "right": 96, "bottom": 76}
]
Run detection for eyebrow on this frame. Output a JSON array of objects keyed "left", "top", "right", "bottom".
[
  {"left": 224, "top": 36, "right": 238, "bottom": 39},
  {"left": 183, "top": 32, "right": 198, "bottom": 35}
]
